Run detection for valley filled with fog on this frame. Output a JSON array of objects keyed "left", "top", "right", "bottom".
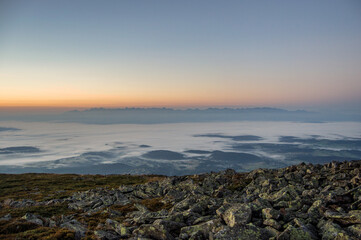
[{"left": 1, "top": 121, "right": 361, "bottom": 175}]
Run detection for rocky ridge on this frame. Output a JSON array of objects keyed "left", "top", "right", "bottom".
[{"left": 1, "top": 160, "right": 361, "bottom": 239}]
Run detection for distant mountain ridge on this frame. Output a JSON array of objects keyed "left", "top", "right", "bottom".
[
  {"left": 59, "top": 107, "right": 317, "bottom": 124},
  {"left": 69, "top": 107, "right": 297, "bottom": 113},
  {"left": 1, "top": 107, "right": 360, "bottom": 124}
]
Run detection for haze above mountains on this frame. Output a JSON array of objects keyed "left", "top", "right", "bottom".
[{"left": 1, "top": 107, "right": 360, "bottom": 124}]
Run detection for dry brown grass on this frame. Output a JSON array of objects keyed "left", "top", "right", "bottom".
[
  {"left": 141, "top": 197, "right": 172, "bottom": 212},
  {"left": 0, "top": 173, "right": 168, "bottom": 239},
  {"left": 0, "top": 219, "right": 75, "bottom": 240}
]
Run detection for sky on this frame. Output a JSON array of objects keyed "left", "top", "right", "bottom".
[{"left": 1, "top": 0, "right": 361, "bottom": 110}]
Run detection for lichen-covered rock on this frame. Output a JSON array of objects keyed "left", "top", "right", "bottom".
[
  {"left": 264, "top": 226, "right": 280, "bottom": 238},
  {"left": 22, "top": 213, "right": 43, "bottom": 226},
  {"left": 94, "top": 230, "right": 119, "bottom": 240},
  {"left": 135, "top": 203, "right": 150, "bottom": 212},
  {"left": 216, "top": 203, "right": 252, "bottom": 227},
  {"left": 179, "top": 219, "right": 220, "bottom": 239},
  {"left": 153, "top": 219, "right": 186, "bottom": 233},
  {"left": 118, "top": 185, "right": 134, "bottom": 193},
  {"left": 263, "top": 219, "right": 281, "bottom": 230},
  {"left": 307, "top": 200, "right": 323, "bottom": 221},
  {"left": 133, "top": 224, "right": 174, "bottom": 240},
  {"left": 60, "top": 219, "right": 87, "bottom": 239},
  {"left": 277, "top": 225, "right": 318, "bottom": 240},
  {"left": 260, "top": 185, "right": 300, "bottom": 203},
  {"left": 0, "top": 213, "right": 12, "bottom": 221},
  {"left": 105, "top": 218, "right": 130, "bottom": 237},
  {"left": 324, "top": 210, "right": 361, "bottom": 225},
  {"left": 68, "top": 188, "right": 130, "bottom": 212},
  {"left": 262, "top": 208, "right": 280, "bottom": 219},
  {"left": 320, "top": 221, "right": 354, "bottom": 240},
  {"left": 347, "top": 224, "right": 361, "bottom": 239},
  {"left": 213, "top": 224, "right": 271, "bottom": 240},
  {"left": 170, "top": 196, "right": 197, "bottom": 213},
  {"left": 249, "top": 198, "right": 272, "bottom": 212},
  {"left": 3, "top": 199, "right": 37, "bottom": 208}
]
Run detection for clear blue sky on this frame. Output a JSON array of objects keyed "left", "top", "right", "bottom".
[{"left": 1, "top": 0, "right": 361, "bottom": 110}]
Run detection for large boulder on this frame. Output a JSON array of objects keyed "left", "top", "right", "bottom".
[
  {"left": 213, "top": 224, "right": 272, "bottom": 240},
  {"left": 320, "top": 221, "right": 354, "bottom": 240},
  {"left": 105, "top": 218, "right": 130, "bottom": 237},
  {"left": 153, "top": 219, "right": 186, "bottom": 233},
  {"left": 133, "top": 224, "right": 174, "bottom": 240},
  {"left": 22, "top": 213, "right": 43, "bottom": 226},
  {"left": 216, "top": 203, "right": 252, "bottom": 227},
  {"left": 347, "top": 224, "right": 361, "bottom": 239},
  {"left": 94, "top": 230, "right": 119, "bottom": 240},
  {"left": 324, "top": 210, "right": 361, "bottom": 225},
  {"left": 179, "top": 219, "right": 221, "bottom": 239},
  {"left": 60, "top": 219, "right": 87, "bottom": 239},
  {"left": 277, "top": 225, "right": 318, "bottom": 240},
  {"left": 263, "top": 219, "right": 281, "bottom": 230},
  {"left": 262, "top": 208, "right": 280, "bottom": 220}
]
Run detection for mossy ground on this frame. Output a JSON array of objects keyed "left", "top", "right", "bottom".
[
  {"left": 0, "top": 173, "right": 164, "bottom": 202},
  {"left": 140, "top": 197, "right": 173, "bottom": 212},
  {"left": 75, "top": 197, "right": 173, "bottom": 231},
  {"left": 0, "top": 219, "right": 75, "bottom": 240},
  {"left": 0, "top": 204, "right": 78, "bottom": 219},
  {"left": 0, "top": 173, "right": 166, "bottom": 239},
  {"left": 227, "top": 173, "right": 252, "bottom": 192}
]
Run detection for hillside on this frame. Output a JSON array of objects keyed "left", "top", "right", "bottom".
[{"left": 0, "top": 160, "right": 361, "bottom": 239}]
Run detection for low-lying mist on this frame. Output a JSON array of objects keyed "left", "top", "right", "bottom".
[{"left": 0, "top": 120, "right": 360, "bottom": 175}]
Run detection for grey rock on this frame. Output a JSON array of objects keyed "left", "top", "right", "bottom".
[
  {"left": 263, "top": 219, "right": 281, "bottom": 230},
  {"left": 180, "top": 219, "right": 221, "bottom": 240},
  {"left": 277, "top": 225, "right": 317, "bottom": 240},
  {"left": 22, "top": 213, "right": 43, "bottom": 226},
  {"left": 262, "top": 208, "right": 280, "bottom": 220},
  {"left": 347, "top": 224, "right": 361, "bottom": 239},
  {"left": 60, "top": 219, "right": 87, "bottom": 239},
  {"left": 133, "top": 224, "right": 174, "bottom": 240},
  {"left": 94, "top": 230, "right": 119, "bottom": 240},
  {"left": 135, "top": 203, "right": 149, "bottom": 212},
  {"left": 153, "top": 219, "right": 186, "bottom": 232},
  {"left": 324, "top": 210, "right": 361, "bottom": 225},
  {"left": 105, "top": 218, "right": 130, "bottom": 237},
  {"left": 216, "top": 203, "right": 252, "bottom": 227},
  {"left": 0, "top": 213, "right": 12, "bottom": 221},
  {"left": 213, "top": 224, "right": 271, "bottom": 240},
  {"left": 320, "top": 221, "right": 354, "bottom": 240}
]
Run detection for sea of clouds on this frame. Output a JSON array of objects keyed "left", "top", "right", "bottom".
[{"left": 0, "top": 121, "right": 361, "bottom": 175}]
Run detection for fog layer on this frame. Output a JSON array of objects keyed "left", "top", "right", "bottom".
[{"left": 0, "top": 121, "right": 360, "bottom": 175}]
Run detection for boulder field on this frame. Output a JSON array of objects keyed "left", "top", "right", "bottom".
[{"left": 1, "top": 160, "right": 361, "bottom": 239}]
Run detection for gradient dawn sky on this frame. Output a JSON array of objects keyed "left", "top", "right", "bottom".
[{"left": 1, "top": 0, "right": 361, "bottom": 109}]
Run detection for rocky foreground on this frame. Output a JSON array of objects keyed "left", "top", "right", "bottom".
[{"left": 1, "top": 160, "right": 361, "bottom": 240}]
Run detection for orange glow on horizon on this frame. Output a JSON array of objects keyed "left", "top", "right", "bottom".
[{"left": 1, "top": 93, "right": 357, "bottom": 109}]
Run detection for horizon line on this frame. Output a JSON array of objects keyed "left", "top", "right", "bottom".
[{"left": 0, "top": 105, "right": 303, "bottom": 111}]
